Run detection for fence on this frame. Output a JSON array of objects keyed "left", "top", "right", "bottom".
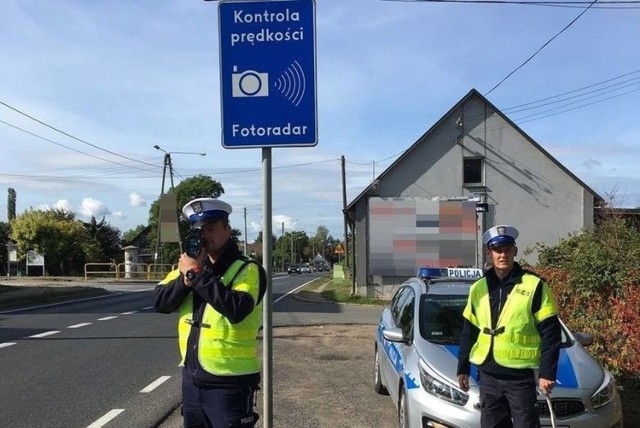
[{"left": 84, "top": 263, "right": 176, "bottom": 281}]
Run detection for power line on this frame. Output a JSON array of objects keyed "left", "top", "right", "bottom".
[
  {"left": 503, "top": 69, "right": 640, "bottom": 111},
  {"left": 0, "top": 100, "right": 158, "bottom": 168},
  {"left": 484, "top": 0, "right": 600, "bottom": 95},
  {"left": 0, "top": 119, "right": 159, "bottom": 173},
  {"left": 382, "top": 0, "right": 640, "bottom": 8},
  {"left": 505, "top": 77, "right": 640, "bottom": 114}
]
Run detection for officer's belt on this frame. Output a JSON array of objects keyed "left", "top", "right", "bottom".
[
  {"left": 185, "top": 319, "right": 211, "bottom": 329},
  {"left": 482, "top": 326, "right": 505, "bottom": 336}
]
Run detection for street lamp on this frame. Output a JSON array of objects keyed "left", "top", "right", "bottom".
[{"left": 153, "top": 144, "right": 206, "bottom": 193}]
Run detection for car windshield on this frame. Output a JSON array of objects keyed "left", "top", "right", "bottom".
[
  {"left": 419, "top": 294, "right": 467, "bottom": 345},
  {"left": 419, "top": 293, "right": 574, "bottom": 347}
]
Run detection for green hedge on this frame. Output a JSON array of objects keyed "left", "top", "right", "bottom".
[{"left": 529, "top": 216, "right": 640, "bottom": 382}]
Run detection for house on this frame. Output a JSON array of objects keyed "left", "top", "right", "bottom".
[{"left": 345, "top": 89, "right": 603, "bottom": 298}]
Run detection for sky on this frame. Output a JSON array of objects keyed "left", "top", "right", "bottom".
[{"left": 1, "top": 0, "right": 639, "bottom": 246}]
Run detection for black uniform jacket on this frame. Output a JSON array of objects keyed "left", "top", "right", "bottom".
[
  {"left": 153, "top": 241, "right": 266, "bottom": 388},
  {"left": 457, "top": 263, "right": 561, "bottom": 380}
]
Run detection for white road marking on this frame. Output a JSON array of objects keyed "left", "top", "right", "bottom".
[
  {"left": 274, "top": 280, "right": 316, "bottom": 304},
  {"left": 132, "top": 287, "right": 155, "bottom": 292},
  {"left": 141, "top": 306, "right": 154, "bottom": 310},
  {"left": 139, "top": 375, "right": 171, "bottom": 393},
  {"left": 86, "top": 409, "right": 124, "bottom": 428},
  {"left": 121, "top": 311, "right": 137, "bottom": 315},
  {"left": 0, "top": 292, "right": 123, "bottom": 315},
  {"left": 0, "top": 342, "right": 17, "bottom": 349},
  {"left": 68, "top": 323, "right": 92, "bottom": 329},
  {"left": 97, "top": 316, "right": 118, "bottom": 321},
  {"left": 29, "top": 331, "right": 60, "bottom": 338}
]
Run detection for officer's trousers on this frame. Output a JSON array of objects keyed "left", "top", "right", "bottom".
[
  {"left": 479, "top": 371, "right": 540, "bottom": 428},
  {"left": 181, "top": 376, "right": 259, "bottom": 428}
]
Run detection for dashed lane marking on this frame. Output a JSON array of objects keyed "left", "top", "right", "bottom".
[
  {"left": 0, "top": 342, "right": 17, "bottom": 349},
  {"left": 29, "top": 331, "right": 60, "bottom": 338},
  {"left": 68, "top": 323, "right": 92, "bottom": 329},
  {"left": 97, "top": 316, "right": 118, "bottom": 321},
  {"left": 139, "top": 375, "right": 171, "bottom": 393},
  {"left": 86, "top": 409, "right": 124, "bottom": 428}
]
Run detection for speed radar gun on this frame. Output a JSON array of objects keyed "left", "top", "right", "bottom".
[{"left": 185, "top": 231, "right": 203, "bottom": 258}]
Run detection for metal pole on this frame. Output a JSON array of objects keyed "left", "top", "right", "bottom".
[
  {"left": 244, "top": 207, "right": 248, "bottom": 255},
  {"left": 154, "top": 154, "right": 169, "bottom": 275},
  {"left": 166, "top": 154, "right": 183, "bottom": 254},
  {"left": 262, "top": 148, "right": 273, "bottom": 428}
]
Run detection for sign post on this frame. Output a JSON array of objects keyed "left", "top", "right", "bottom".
[{"left": 218, "top": 2, "right": 317, "bottom": 427}]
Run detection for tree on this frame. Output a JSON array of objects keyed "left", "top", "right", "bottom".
[
  {"left": 10, "top": 209, "right": 89, "bottom": 275},
  {"left": 83, "top": 216, "right": 122, "bottom": 263},
  {"left": 148, "top": 175, "right": 225, "bottom": 265},
  {"left": 7, "top": 187, "right": 16, "bottom": 221},
  {"left": 0, "top": 221, "right": 10, "bottom": 274}
]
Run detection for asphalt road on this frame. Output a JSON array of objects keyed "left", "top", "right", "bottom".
[
  {"left": 0, "top": 286, "right": 181, "bottom": 428},
  {"left": 0, "top": 273, "right": 390, "bottom": 428}
]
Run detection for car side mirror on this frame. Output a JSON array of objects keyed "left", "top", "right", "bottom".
[
  {"left": 574, "top": 332, "right": 593, "bottom": 347},
  {"left": 382, "top": 327, "right": 409, "bottom": 344}
]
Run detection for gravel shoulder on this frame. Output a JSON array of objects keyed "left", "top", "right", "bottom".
[{"left": 158, "top": 324, "right": 397, "bottom": 428}]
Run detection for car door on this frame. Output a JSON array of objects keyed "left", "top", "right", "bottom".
[{"left": 381, "top": 286, "right": 415, "bottom": 404}]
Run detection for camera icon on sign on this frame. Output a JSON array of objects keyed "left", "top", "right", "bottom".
[{"left": 232, "top": 66, "right": 269, "bottom": 98}]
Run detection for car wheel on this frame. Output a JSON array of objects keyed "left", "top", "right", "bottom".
[
  {"left": 374, "top": 345, "right": 388, "bottom": 395},
  {"left": 398, "top": 387, "right": 409, "bottom": 428}
]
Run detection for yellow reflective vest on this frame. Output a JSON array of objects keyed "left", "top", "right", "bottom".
[
  {"left": 159, "top": 259, "right": 263, "bottom": 376},
  {"left": 463, "top": 273, "right": 558, "bottom": 369}
]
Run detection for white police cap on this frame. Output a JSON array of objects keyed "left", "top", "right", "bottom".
[
  {"left": 483, "top": 224, "right": 519, "bottom": 248},
  {"left": 182, "top": 198, "right": 232, "bottom": 228}
]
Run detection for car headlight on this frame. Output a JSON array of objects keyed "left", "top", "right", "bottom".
[
  {"left": 418, "top": 359, "right": 469, "bottom": 406},
  {"left": 591, "top": 371, "right": 616, "bottom": 409}
]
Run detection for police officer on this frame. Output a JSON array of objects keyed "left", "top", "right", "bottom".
[
  {"left": 457, "top": 225, "right": 561, "bottom": 428},
  {"left": 154, "top": 198, "right": 266, "bottom": 428}
]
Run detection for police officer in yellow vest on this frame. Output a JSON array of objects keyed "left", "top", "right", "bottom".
[
  {"left": 154, "top": 198, "right": 266, "bottom": 428},
  {"left": 457, "top": 225, "right": 561, "bottom": 428}
]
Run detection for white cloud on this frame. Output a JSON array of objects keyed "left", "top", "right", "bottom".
[
  {"left": 129, "top": 192, "right": 147, "bottom": 207},
  {"left": 79, "top": 198, "right": 110, "bottom": 218},
  {"left": 52, "top": 199, "right": 73, "bottom": 212}
]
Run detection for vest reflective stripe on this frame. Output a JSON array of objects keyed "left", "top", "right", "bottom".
[
  {"left": 464, "top": 273, "right": 557, "bottom": 369},
  {"left": 200, "top": 344, "right": 258, "bottom": 358},
  {"left": 159, "top": 259, "right": 263, "bottom": 376}
]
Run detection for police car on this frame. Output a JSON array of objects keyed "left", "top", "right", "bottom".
[{"left": 374, "top": 267, "right": 624, "bottom": 428}]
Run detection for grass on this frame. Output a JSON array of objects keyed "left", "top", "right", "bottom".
[{"left": 306, "top": 275, "right": 387, "bottom": 306}]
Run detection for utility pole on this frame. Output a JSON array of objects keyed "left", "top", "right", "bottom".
[
  {"left": 243, "top": 207, "right": 248, "bottom": 255},
  {"left": 154, "top": 149, "right": 177, "bottom": 274},
  {"left": 152, "top": 145, "right": 206, "bottom": 276},
  {"left": 341, "top": 155, "right": 349, "bottom": 270},
  {"left": 290, "top": 232, "right": 294, "bottom": 264}
]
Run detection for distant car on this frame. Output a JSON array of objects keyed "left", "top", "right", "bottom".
[
  {"left": 287, "top": 264, "right": 301, "bottom": 274},
  {"left": 300, "top": 265, "right": 311, "bottom": 273},
  {"left": 374, "top": 266, "right": 624, "bottom": 428}
]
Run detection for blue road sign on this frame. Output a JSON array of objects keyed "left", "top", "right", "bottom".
[{"left": 218, "top": 0, "right": 317, "bottom": 148}]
